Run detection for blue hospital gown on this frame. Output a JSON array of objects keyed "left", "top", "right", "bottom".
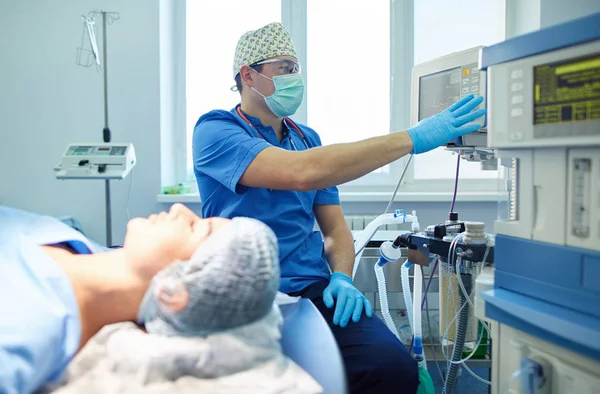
[{"left": 0, "top": 206, "right": 105, "bottom": 394}]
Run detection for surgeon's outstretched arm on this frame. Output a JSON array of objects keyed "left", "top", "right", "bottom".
[{"left": 239, "top": 94, "right": 485, "bottom": 192}]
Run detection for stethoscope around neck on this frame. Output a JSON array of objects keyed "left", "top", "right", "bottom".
[{"left": 235, "top": 105, "right": 310, "bottom": 151}]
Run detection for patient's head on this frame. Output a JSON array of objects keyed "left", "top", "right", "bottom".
[
  {"left": 123, "top": 204, "right": 230, "bottom": 283},
  {"left": 137, "top": 216, "right": 280, "bottom": 336}
]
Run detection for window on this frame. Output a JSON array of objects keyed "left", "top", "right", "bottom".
[
  {"left": 185, "top": 0, "right": 281, "bottom": 178},
  {"left": 179, "top": 0, "right": 507, "bottom": 194},
  {"left": 306, "top": 0, "right": 401, "bottom": 184},
  {"left": 413, "top": 0, "right": 505, "bottom": 180},
  {"left": 306, "top": 1, "right": 389, "bottom": 148}
]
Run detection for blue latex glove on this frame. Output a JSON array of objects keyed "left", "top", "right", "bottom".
[
  {"left": 323, "top": 272, "right": 373, "bottom": 327},
  {"left": 407, "top": 94, "right": 487, "bottom": 154}
]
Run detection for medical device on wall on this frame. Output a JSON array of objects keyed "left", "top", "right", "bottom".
[
  {"left": 411, "top": 46, "right": 496, "bottom": 166},
  {"left": 479, "top": 12, "right": 600, "bottom": 394},
  {"left": 55, "top": 143, "right": 136, "bottom": 180}
]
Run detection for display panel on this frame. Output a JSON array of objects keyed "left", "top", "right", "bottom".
[
  {"left": 418, "top": 62, "right": 481, "bottom": 122},
  {"left": 534, "top": 53, "right": 600, "bottom": 125},
  {"left": 418, "top": 67, "right": 461, "bottom": 121},
  {"left": 66, "top": 145, "right": 128, "bottom": 156},
  {"left": 68, "top": 146, "right": 92, "bottom": 156},
  {"left": 110, "top": 146, "right": 127, "bottom": 156}
]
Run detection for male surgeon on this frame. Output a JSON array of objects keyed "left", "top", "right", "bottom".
[{"left": 192, "top": 22, "right": 486, "bottom": 394}]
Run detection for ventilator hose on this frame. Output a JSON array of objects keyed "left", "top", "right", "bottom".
[
  {"left": 401, "top": 262, "right": 414, "bottom": 332},
  {"left": 375, "top": 262, "right": 400, "bottom": 339},
  {"left": 442, "top": 276, "right": 471, "bottom": 394}
]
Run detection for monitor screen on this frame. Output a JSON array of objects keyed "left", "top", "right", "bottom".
[
  {"left": 418, "top": 67, "right": 462, "bottom": 121},
  {"left": 110, "top": 146, "right": 127, "bottom": 156},
  {"left": 533, "top": 53, "right": 600, "bottom": 126}
]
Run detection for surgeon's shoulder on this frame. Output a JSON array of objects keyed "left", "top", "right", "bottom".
[{"left": 194, "top": 109, "right": 243, "bottom": 134}]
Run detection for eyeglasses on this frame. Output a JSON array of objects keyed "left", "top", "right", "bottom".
[{"left": 252, "top": 58, "right": 302, "bottom": 75}]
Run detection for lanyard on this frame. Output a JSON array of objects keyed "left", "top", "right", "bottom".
[{"left": 235, "top": 105, "right": 310, "bottom": 151}]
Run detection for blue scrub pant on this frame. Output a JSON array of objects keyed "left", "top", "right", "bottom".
[{"left": 289, "top": 280, "right": 419, "bottom": 394}]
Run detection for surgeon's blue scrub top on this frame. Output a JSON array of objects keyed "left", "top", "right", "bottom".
[
  {"left": 0, "top": 206, "right": 105, "bottom": 394},
  {"left": 193, "top": 107, "right": 340, "bottom": 294}
]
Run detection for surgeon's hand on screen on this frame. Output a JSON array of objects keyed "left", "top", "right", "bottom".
[
  {"left": 407, "top": 94, "right": 486, "bottom": 154},
  {"left": 323, "top": 272, "right": 373, "bottom": 327}
]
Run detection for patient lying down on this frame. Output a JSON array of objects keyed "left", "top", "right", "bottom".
[{"left": 42, "top": 216, "right": 322, "bottom": 394}]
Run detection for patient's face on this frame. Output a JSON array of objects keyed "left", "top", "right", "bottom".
[
  {"left": 123, "top": 204, "right": 230, "bottom": 282},
  {"left": 138, "top": 215, "right": 281, "bottom": 337}
]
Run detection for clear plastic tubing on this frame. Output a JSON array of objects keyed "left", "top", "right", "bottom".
[
  {"left": 412, "top": 263, "right": 426, "bottom": 365},
  {"left": 353, "top": 209, "right": 419, "bottom": 280},
  {"left": 413, "top": 263, "right": 423, "bottom": 339},
  {"left": 401, "top": 261, "right": 414, "bottom": 332},
  {"left": 373, "top": 239, "right": 403, "bottom": 338},
  {"left": 375, "top": 260, "right": 400, "bottom": 339}
]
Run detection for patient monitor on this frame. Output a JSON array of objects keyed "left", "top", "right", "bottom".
[
  {"left": 411, "top": 46, "right": 494, "bottom": 164},
  {"left": 55, "top": 143, "right": 136, "bottom": 180}
]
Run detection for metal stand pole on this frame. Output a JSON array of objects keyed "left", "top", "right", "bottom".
[
  {"left": 101, "top": 11, "right": 112, "bottom": 247},
  {"left": 105, "top": 179, "right": 112, "bottom": 246}
]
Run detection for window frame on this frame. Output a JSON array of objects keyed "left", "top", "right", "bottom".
[{"left": 175, "top": 0, "right": 507, "bottom": 196}]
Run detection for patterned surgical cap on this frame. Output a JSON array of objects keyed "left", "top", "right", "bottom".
[{"left": 232, "top": 22, "right": 298, "bottom": 78}]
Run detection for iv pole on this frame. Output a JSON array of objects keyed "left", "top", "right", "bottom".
[
  {"left": 78, "top": 10, "right": 120, "bottom": 246},
  {"left": 100, "top": 11, "right": 113, "bottom": 247}
]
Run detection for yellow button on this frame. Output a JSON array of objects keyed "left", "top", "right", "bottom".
[{"left": 462, "top": 69, "right": 470, "bottom": 76}]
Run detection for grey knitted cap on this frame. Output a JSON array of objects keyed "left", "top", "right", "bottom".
[{"left": 137, "top": 217, "right": 280, "bottom": 336}]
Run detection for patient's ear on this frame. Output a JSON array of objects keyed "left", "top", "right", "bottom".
[{"left": 155, "top": 279, "right": 189, "bottom": 313}]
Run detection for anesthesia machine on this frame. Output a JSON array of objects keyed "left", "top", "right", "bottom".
[
  {"left": 352, "top": 11, "right": 600, "bottom": 394},
  {"left": 354, "top": 11, "right": 600, "bottom": 392},
  {"left": 353, "top": 44, "right": 497, "bottom": 394},
  {"left": 480, "top": 12, "right": 600, "bottom": 394}
]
